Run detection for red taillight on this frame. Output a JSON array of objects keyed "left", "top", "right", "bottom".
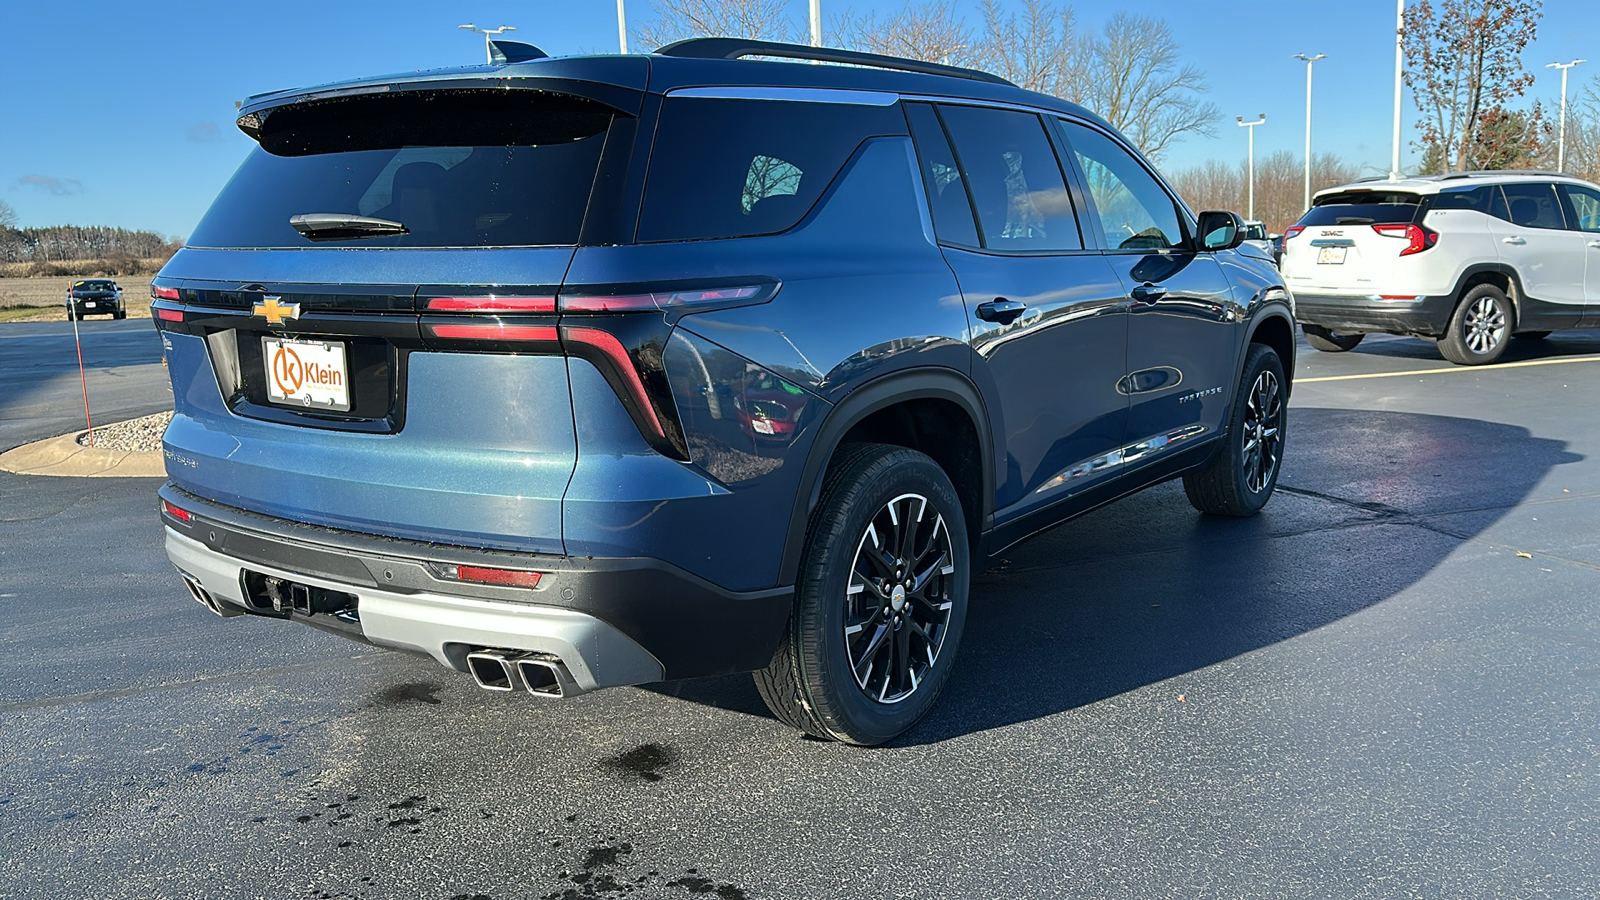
[
  {"left": 558, "top": 285, "right": 765, "bottom": 313},
  {"left": 425, "top": 296, "right": 556, "bottom": 313},
  {"left": 562, "top": 326, "right": 666, "bottom": 437},
  {"left": 1282, "top": 226, "right": 1305, "bottom": 242},
  {"left": 155, "top": 308, "right": 184, "bottom": 322},
  {"left": 426, "top": 323, "right": 559, "bottom": 342},
  {"left": 1372, "top": 223, "right": 1438, "bottom": 256},
  {"left": 434, "top": 563, "right": 543, "bottom": 588},
  {"left": 161, "top": 500, "right": 191, "bottom": 523},
  {"left": 152, "top": 286, "right": 180, "bottom": 300}
]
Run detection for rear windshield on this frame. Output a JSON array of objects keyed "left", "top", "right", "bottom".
[
  {"left": 637, "top": 97, "right": 905, "bottom": 243},
  {"left": 1298, "top": 190, "right": 1423, "bottom": 226},
  {"left": 188, "top": 90, "right": 612, "bottom": 249},
  {"left": 74, "top": 281, "right": 115, "bottom": 290}
]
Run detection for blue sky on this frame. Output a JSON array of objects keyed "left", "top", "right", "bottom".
[{"left": 1, "top": 0, "right": 1595, "bottom": 238}]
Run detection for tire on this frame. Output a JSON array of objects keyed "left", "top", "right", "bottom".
[
  {"left": 754, "top": 443, "right": 970, "bottom": 745},
  {"left": 1183, "top": 343, "right": 1286, "bottom": 517},
  {"left": 1513, "top": 330, "right": 1550, "bottom": 341},
  {"left": 113, "top": 310, "right": 127, "bottom": 320},
  {"left": 1301, "top": 323, "right": 1365, "bottom": 352},
  {"left": 66, "top": 306, "right": 78, "bottom": 321},
  {"left": 1438, "top": 284, "right": 1512, "bottom": 365}
]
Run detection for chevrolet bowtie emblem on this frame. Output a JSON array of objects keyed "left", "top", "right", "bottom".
[{"left": 252, "top": 295, "right": 300, "bottom": 325}]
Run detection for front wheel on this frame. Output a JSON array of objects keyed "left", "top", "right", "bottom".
[
  {"left": 1301, "top": 323, "right": 1364, "bottom": 352},
  {"left": 1183, "top": 343, "right": 1286, "bottom": 517},
  {"left": 754, "top": 443, "right": 969, "bottom": 745},
  {"left": 1438, "top": 284, "right": 1512, "bottom": 365}
]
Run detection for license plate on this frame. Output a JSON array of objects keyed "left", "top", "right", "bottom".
[
  {"left": 1317, "top": 246, "right": 1349, "bottom": 265},
  {"left": 263, "top": 337, "right": 350, "bottom": 412},
  {"left": 83, "top": 301, "right": 97, "bottom": 308}
]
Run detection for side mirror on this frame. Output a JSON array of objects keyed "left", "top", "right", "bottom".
[{"left": 1196, "top": 210, "right": 1245, "bottom": 251}]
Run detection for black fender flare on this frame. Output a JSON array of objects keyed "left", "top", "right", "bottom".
[
  {"left": 777, "top": 366, "right": 997, "bottom": 586},
  {"left": 1450, "top": 262, "right": 1525, "bottom": 328},
  {"left": 1238, "top": 289, "right": 1297, "bottom": 394}
]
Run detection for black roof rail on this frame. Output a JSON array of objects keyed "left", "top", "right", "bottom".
[
  {"left": 490, "top": 40, "right": 549, "bottom": 65},
  {"left": 1439, "top": 169, "right": 1564, "bottom": 180},
  {"left": 654, "top": 37, "right": 1014, "bottom": 87}
]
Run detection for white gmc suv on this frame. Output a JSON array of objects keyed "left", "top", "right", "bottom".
[{"left": 1281, "top": 171, "right": 1600, "bottom": 365}]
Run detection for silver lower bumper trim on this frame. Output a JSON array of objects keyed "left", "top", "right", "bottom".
[{"left": 164, "top": 528, "right": 665, "bottom": 691}]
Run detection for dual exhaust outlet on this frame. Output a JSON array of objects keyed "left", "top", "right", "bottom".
[{"left": 466, "top": 650, "right": 584, "bottom": 699}]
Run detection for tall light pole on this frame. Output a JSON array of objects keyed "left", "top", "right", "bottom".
[
  {"left": 617, "top": 0, "right": 628, "bottom": 54},
  {"left": 1237, "top": 115, "right": 1266, "bottom": 220},
  {"left": 458, "top": 23, "right": 516, "bottom": 64},
  {"left": 1294, "top": 53, "right": 1327, "bottom": 212},
  {"left": 810, "top": 0, "right": 822, "bottom": 47},
  {"left": 1391, "top": 0, "right": 1404, "bottom": 180},
  {"left": 1548, "top": 60, "right": 1586, "bottom": 173}
]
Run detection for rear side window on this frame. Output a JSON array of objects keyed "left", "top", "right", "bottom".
[
  {"left": 188, "top": 90, "right": 613, "bottom": 249},
  {"left": 1501, "top": 182, "right": 1566, "bottom": 229},
  {"left": 939, "top": 105, "right": 1081, "bottom": 252},
  {"left": 637, "top": 97, "right": 904, "bottom": 242},
  {"left": 1299, "top": 191, "right": 1422, "bottom": 227},
  {"left": 1432, "top": 186, "right": 1495, "bottom": 212},
  {"left": 904, "top": 103, "right": 980, "bottom": 247}
]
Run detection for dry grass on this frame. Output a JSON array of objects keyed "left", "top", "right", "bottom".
[
  {"left": 0, "top": 256, "right": 170, "bottom": 278},
  {"left": 0, "top": 275, "right": 154, "bottom": 323}
]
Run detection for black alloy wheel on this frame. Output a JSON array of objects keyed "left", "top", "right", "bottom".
[{"left": 1183, "top": 343, "right": 1286, "bottom": 516}]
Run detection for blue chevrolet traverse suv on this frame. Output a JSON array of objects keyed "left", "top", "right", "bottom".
[{"left": 154, "top": 38, "right": 1294, "bottom": 745}]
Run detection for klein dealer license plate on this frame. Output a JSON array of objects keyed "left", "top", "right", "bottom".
[
  {"left": 1317, "top": 246, "right": 1349, "bottom": 265},
  {"left": 263, "top": 337, "right": 351, "bottom": 411}
]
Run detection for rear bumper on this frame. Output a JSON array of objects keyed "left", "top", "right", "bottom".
[
  {"left": 1294, "top": 293, "right": 1454, "bottom": 337},
  {"left": 159, "top": 484, "right": 793, "bottom": 689}
]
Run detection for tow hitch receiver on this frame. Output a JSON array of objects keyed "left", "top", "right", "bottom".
[{"left": 241, "top": 570, "right": 357, "bottom": 617}]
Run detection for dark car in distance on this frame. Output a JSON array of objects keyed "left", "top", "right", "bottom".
[
  {"left": 67, "top": 279, "right": 126, "bottom": 319},
  {"left": 154, "top": 38, "right": 1295, "bottom": 744}
]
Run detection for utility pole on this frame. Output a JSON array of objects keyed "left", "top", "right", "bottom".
[
  {"left": 617, "top": 0, "right": 628, "bottom": 54},
  {"left": 458, "top": 24, "right": 517, "bottom": 64},
  {"left": 1391, "top": 0, "right": 1404, "bottom": 180},
  {"left": 1237, "top": 115, "right": 1266, "bottom": 220},
  {"left": 1294, "top": 53, "right": 1327, "bottom": 212},
  {"left": 1547, "top": 60, "right": 1586, "bottom": 173},
  {"left": 810, "top": 0, "right": 822, "bottom": 47}
]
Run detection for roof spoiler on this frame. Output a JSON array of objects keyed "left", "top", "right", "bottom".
[
  {"left": 655, "top": 37, "right": 1014, "bottom": 86},
  {"left": 489, "top": 40, "right": 549, "bottom": 65}
]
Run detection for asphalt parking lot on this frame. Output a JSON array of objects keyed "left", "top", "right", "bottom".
[{"left": 3, "top": 322, "right": 1599, "bottom": 898}]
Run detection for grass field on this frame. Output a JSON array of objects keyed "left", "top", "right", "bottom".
[{"left": 0, "top": 276, "right": 154, "bottom": 323}]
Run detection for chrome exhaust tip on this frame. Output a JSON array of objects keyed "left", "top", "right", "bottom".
[
  {"left": 179, "top": 572, "right": 244, "bottom": 618},
  {"left": 465, "top": 650, "right": 521, "bottom": 691},
  {"left": 516, "top": 657, "right": 583, "bottom": 699}
]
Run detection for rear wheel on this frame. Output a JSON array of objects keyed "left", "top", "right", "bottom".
[
  {"left": 1301, "top": 324, "right": 1364, "bottom": 352},
  {"left": 755, "top": 443, "right": 969, "bottom": 745},
  {"left": 1184, "top": 343, "right": 1286, "bottom": 517},
  {"left": 1439, "top": 284, "right": 1512, "bottom": 365},
  {"left": 1513, "top": 330, "right": 1550, "bottom": 341},
  {"left": 113, "top": 309, "right": 127, "bottom": 320}
]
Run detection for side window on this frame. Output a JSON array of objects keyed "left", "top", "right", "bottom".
[
  {"left": 1500, "top": 182, "right": 1566, "bottom": 230},
  {"left": 937, "top": 104, "right": 1082, "bottom": 252},
  {"left": 1560, "top": 185, "right": 1600, "bottom": 232},
  {"left": 904, "top": 103, "right": 980, "bottom": 247},
  {"left": 1432, "top": 186, "right": 1493, "bottom": 213},
  {"left": 1056, "top": 119, "right": 1185, "bottom": 251},
  {"left": 638, "top": 97, "right": 904, "bottom": 242}
]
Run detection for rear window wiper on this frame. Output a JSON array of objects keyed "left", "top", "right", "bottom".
[
  {"left": 1334, "top": 216, "right": 1376, "bottom": 225},
  {"left": 290, "top": 213, "right": 408, "bottom": 241}
]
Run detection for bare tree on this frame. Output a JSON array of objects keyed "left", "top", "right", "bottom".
[
  {"left": 631, "top": 0, "right": 799, "bottom": 51},
  {"left": 1171, "top": 151, "right": 1360, "bottom": 233},
  {"left": 0, "top": 199, "right": 17, "bottom": 231},
  {"left": 1404, "top": 0, "right": 1543, "bottom": 172},
  {"left": 1069, "top": 13, "right": 1219, "bottom": 160},
  {"left": 974, "top": 0, "right": 1079, "bottom": 96},
  {"left": 834, "top": 1, "right": 975, "bottom": 66}
]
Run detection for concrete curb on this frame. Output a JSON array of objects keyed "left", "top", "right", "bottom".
[{"left": 0, "top": 430, "right": 166, "bottom": 478}]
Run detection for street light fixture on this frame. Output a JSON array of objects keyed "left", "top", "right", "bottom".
[
  {"left": 1237, "top": 115, "right": 1266, "bottom": 220},
  {"left": 1294, "top": 53, "right": 1327, "bottom": 212},
  {"left": 1547, "top": 60, "right": 1586, "bottom": 173},
  {"left": 459, "top": 23, "right": 517, "bottom": 65}
]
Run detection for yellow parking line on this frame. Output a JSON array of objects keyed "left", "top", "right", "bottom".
[{"left": 1299, "top": 354, "right": 1600, "bottom": 383}]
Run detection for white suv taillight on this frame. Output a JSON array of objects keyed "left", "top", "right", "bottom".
[{"left": 1371, "top": 223, "right": 1439, "bottom": 256}]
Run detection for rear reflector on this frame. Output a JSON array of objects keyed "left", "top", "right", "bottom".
[
  {"left": 426, "top": 296, "right": 556, "bottom": 313},
  {"left": 427, "top": 323, "right": 559, "bottom": 342},
  {"left": 152, "top": 286, "right": 180, "bottom": 300},
  {"left": 433, "top": 563, "right": 543, "bottom": 588},
  {"left": 161, "top": 500, "right": 192, "bottom": 523}
]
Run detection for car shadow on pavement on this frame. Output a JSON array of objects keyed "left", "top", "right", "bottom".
[
  {"left": 648, "top": 407, "right": 1582, "bottom": 744},
  {"left": 1326, "top": 329, "right": 1600, "bottom": 363}
]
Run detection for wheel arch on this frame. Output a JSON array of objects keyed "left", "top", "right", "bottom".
[
  {"left": 1245, "top": 306, "right": 1297, "bottom": 395},
  {"left": 1450, "top": 263, "right": 1522, "bottom": 330},
  {"left": 778, "top": 367, "right": 996, "bottom": 586}
]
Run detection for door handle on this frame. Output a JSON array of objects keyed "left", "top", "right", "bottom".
[
  {"left": 975, "top": 298, "right": 1027, "bottom": 324},
  {"left": 1502, "top": 236, "right": 1527, "bottom": 245},
  {"left": 1131, "top": 284, "right": 1168, "bottom": 305},
  {"left": 1588, "top": 240, "right": 1600, "bottom": 249}
]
